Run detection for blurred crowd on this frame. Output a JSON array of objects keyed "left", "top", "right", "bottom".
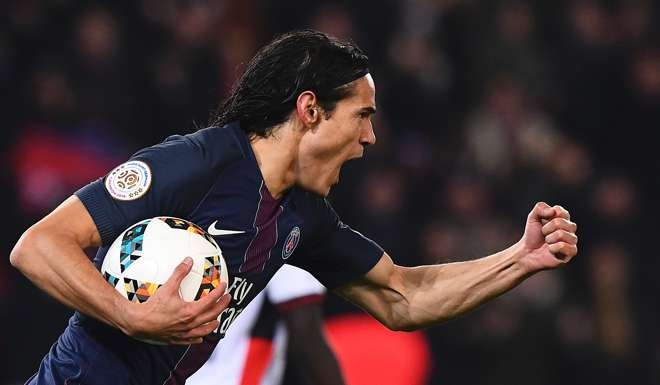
[{"left": 1, "top": 1, "right": 658, "bottom": 384}]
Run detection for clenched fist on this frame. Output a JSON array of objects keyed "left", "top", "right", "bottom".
[{"left": 517, "top": 202, "right": 578, "bottom": 272}]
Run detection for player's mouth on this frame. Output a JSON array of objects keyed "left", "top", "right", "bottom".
[{"left": 333, "top": 150, "right": 364, "bottom": 185}]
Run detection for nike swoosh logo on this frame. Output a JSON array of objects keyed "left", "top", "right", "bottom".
[{"left": 207, "top": 220, "right": 246, "bottom": 236}]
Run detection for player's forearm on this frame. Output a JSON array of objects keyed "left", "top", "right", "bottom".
[
  {"left": 394, "top": 243, "right": 530, "bottom": 330},
  {"left": 10, "top": 227, "right": 131, "bottom": 333}
]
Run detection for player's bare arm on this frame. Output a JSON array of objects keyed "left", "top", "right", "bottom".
[
  {"left": 9, "top": 195, "right": 230, "bottom": 345},
  {"left": 336, "top": 202, "right": 578, "bottom": 331}
]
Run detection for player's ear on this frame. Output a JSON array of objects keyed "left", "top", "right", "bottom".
[{"left": 296, "top": 91, "right": 320, "bottom": 127}]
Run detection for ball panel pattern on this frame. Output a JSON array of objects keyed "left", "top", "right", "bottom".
[
  {"left": 195, "top": 255, "right": 222, "bottom": 300},
  {"left": 103, "top": 271, "right": 121, "bottom": 287},
  {"left": 119, "top": 220, "right": 150, "bottom": 273},
  {"left": 159, "top": 217, "right": 217, "bottom": 249},
  {"left": 124, "top": 278, "right": 162, "bottom": 303}
]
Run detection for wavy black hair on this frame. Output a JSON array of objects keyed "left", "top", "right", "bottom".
[{"left": 210, "top": 30, "right": 370, "bottom": 137}]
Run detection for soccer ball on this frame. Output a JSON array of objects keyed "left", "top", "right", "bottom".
[{"left": 101, "top": 216, "right": 229, "bottom": 306}]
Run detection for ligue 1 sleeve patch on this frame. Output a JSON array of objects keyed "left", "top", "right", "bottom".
[{"left": 104, "top": 160, "right": 152, "bottom": 201}]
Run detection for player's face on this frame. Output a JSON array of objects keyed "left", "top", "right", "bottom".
[{"left": 297, "top": 74, "right": 377, "bottom": 196}]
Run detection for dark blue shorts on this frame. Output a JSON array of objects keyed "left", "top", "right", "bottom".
[{"left": 26, "top": 317, "right": 129, "bottom": 385}]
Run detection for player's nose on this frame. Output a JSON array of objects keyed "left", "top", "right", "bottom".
[{"left": 360, "top": 125, "right": 376, "bottom": 147}]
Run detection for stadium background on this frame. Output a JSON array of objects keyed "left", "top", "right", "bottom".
[{"left": 1, "top": 0, "right": 658, "bottom": 384}]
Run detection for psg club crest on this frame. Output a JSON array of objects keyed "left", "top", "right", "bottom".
[{"left": 282, "top": 226, "right": 301, "bottom": 259}]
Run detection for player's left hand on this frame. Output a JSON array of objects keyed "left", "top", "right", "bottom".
[{"left": 516, "top": 202, "right": 578, "bottom": 272}]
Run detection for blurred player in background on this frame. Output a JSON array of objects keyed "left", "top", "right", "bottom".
[
  {"left": 188, "top": 265, "right": 344, "bottom": 385},
  {"left": 10, "top": 30, "right": 578, "bottom": 385}
]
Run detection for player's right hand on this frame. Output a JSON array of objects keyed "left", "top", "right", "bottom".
[{"left": 119, "top": 257, "right": 231, "bottom": 345}]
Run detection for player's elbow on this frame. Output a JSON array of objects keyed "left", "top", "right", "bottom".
[
  {"left": 384, "top": 318, "right": 417, "bottom": 332},
  {"left": 383, "top": 305, "right": 454, "bottom": 332},
  {"left": 375, "top": 309, "right": 418, "bottom": 332},
  {"left": 380, "top": 299, "right": 437, "bottom": 332},
  {"left": 382, "top": 296, "right": 419, "bottom": 331},
  {"left": 10, "top": 226, "right": 50, "bottom": 274},
  {"left": 8, "top": 245, "right": 21, "bottom": 269},
  {"left": 10, "top": 228, "right": 37, "bottom": 270}
]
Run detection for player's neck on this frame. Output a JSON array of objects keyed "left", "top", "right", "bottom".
[{"left": 249, "top": 123, "right": 301, "bottom": 199}]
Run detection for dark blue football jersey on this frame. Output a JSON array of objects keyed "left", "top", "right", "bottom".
[{"left": 27, "top": 123, "right": 383, "bottom": 385}]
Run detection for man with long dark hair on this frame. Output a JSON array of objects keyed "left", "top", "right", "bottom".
[{"left": 11, "top": 30, "right": 578, "bottom": 385}]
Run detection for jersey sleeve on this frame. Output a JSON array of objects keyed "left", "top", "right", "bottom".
[
  {"left": 292, "top": 198, "right": 384, "bottom": 290},
  {"left": 74, "top": 127, "right": 241, "bottom": 246}
]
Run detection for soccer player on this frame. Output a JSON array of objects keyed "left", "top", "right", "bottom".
[
  {"left": 10, "top": 30, "right": 578, "bottom": 385},
  {"left": 187, "top": 264, "right": 344, "bottom": 385}
]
